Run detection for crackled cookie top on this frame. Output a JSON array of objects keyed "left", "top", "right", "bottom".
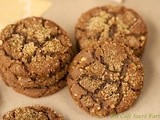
[
  {"left": 2, "top": 106, "right": 64, "bottom": 120},
  {"left": 0, "top": 17, "right": 73, "bottom": 97},
  {"left": 67, "top": 40, "right": 144, "bottom": 117},
  {"left": 75, "top": 5, "right": 147, "bottom": 57}
]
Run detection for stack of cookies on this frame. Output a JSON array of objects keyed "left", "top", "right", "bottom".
[
  {"left": 0, "top": 17, "right": 73, "bottom": 98},
  {"left": 0, "top": 17, "right": 72, "bottom": 119},
  {"left": 67, "top": 5, "right": 147, "bottom": 117},
  {"left": 0, "top": 5, "right": 147, "bottom": 119}
]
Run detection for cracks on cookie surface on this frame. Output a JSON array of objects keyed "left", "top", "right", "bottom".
[
  {"left": 70, "top": 6, "right": 145, "bottom": 116},
  {"left": 0, "top": 17, "right": 73, "bottom": 95},
  {"left": 76, "top": 6, "right": 147, "bottom": 57},
  {"left": 68, "top": 41, "right": 143, "bottom": 116},
  {"left": 3, "top": 106, "right": 63, "bottom": 120},
  {"left": 1, "top": 17, "right": 69, "bottom": 61},
  {"left": 114, "top": 58, "right": 129, "bottom": 113},
  {"left": 109, "top": 24, "right": 117, "bottom": 38}
]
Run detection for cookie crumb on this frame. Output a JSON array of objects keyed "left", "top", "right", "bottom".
[
  {"left": 140, "top": 36, "right": 146, "bottom": 40},
  {"left": 80, "top": 57, "right": 87, "bottom": 62}
]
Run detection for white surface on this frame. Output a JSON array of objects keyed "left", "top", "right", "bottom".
[
  {"left": 0, "top": 0, "right": 52, "bottom": 30},
  {"left": 0, "top": 0, "right": 160, "bottom": 120}
]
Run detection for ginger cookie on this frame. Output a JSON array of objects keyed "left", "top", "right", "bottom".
[
  {"left": 75, "top": 5, "right": 147, "bottom": 57},
  {"left": 0, "top": 17, "right": 73, "bottom": 98},
  {"left": 67, "top": 40, "right": 144, "bottom": 117},
  {"left": 1, "top": 106, "right": 64, "bottom": 120}
]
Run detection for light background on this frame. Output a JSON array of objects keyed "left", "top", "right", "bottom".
[{"left": 0, "top": 0, "right": 160, "bottom": 120}]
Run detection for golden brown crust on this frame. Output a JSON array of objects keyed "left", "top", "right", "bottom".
[
  {"left": 0, "top": 17, "right": 73, "bottom": 98},
  {"left": 75, "top": 5, "right": 147, "bottom": 57},
  {"left": 67, "top": 40, "right": 144, "bottom": 117},
  {"left": 1, "top": 106, "right": 64, "bottom": 120}
]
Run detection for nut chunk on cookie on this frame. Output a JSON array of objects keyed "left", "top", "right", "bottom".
[
  {"left": 0, "top": 17, "right": 73, "bottom": 98},
  {"left": 75, "top": 5, "right": 147, "bottom": 57},
  {"left": 67, "top": 40, "right": 144, "bottom": 117},
  {"left": 1, "top": 106, "right": 64, "bottom": 120}
]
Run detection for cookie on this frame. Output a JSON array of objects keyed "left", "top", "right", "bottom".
[
  {"left": 67, "top": 40, "right": 144, "bottom": 117},
  {"left": 1, "top": 106, "right": 64, "bottom": 120},
  {"left": 75, "top": 5, "right": 147, "bottom": 57},
  {"left": 0, "top": 17, "right": 73, "bottom": 98}
]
